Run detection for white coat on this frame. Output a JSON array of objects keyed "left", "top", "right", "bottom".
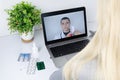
[{"left": 54, "top": 26, "right": 75, "bottom": 40}]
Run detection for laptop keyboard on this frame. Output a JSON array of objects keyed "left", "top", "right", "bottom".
[{"left": 50, "top": 39, "right": 89, "bottom": 57}]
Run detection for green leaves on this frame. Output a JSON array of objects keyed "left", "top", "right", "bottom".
[
  {"left": 23, "top": 10, "right": 27, "bottom": 14},
  {"left": 5, "top": 1, "right": 41, "bottom": 34}
]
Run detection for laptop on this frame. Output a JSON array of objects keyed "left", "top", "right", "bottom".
[{"left": 41, "top": 7, "right": 89, "bottom": 68}]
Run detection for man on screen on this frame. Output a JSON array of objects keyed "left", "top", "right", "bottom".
[{"left": 54, "top": 17, "right": 81, "bottom": 40}]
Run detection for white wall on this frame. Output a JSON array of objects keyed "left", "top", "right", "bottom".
[{"left": 0, "top": 0, "right": 97, "bottom": 36}]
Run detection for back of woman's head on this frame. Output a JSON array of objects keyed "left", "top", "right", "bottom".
[
  {"left": 63, "top": 0, "right": 120, "bottom": 80},
  {"left": 96, "top": 0, "right": 120, "bottom": 79}
]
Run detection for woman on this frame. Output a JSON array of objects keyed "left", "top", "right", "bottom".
[{"left": 50, "top": 0, "right": 120, "bottom": 80}]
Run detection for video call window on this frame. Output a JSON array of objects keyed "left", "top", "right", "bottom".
[{"left": 44, "top": 11, "right": 85, "bottom": 42}]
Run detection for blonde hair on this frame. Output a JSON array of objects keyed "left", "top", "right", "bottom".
[{"left": 63, "top": 0, "right": 120, "bottom": 80}]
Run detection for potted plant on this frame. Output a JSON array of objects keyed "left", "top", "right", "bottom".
[{"left": 6, "top": 1, "right": 41, "bottom": 42}]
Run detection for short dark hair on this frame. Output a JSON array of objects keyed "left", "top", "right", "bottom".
[{"left": 60, "top": 17, "right": 70, "bottom": 23}]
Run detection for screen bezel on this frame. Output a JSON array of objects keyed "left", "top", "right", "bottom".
[{"left": 41, "top": 7, "right": 88, "bottom": 45}]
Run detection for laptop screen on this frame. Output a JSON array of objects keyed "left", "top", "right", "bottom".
[{"left": 41, "top": 7, "right": 87, "bottom": 45}]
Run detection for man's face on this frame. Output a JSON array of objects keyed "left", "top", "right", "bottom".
[{"left": 61, "top": 19, "right": 70, "bottom": 33}]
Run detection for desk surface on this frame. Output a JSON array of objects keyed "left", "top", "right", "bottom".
[
  {"left": 0, "top": 22, "right": 97, "bottom": 80},
  {"left": 0, "top": 29, "right": 58, "bottom": 80}
]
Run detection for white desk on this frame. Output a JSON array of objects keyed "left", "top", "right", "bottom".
[
  {"left": 0, "top": 22, "right": 97, "bottom": 80},
  {"left": 0, "top": 29, "right": 58, "bottom": 80}
]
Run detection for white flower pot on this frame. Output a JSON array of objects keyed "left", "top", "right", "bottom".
[{"left": 21, "top": 31, "right": 34, "bottom": 42}]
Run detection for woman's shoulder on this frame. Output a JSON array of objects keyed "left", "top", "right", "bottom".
[
  {"left": 78, "top": 59, "right": 97, "bottom": 80},
  {"left": 49, "top": 68, "right": 63, "bottom": 80},
  {"left": 49, "top": 59, "right": 97, "bottom": 80}
]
